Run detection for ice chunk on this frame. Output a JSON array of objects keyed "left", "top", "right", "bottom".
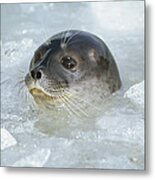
[
  {"left": 13, "top": 149, "right": 51, "bottom": 167},
  {"left": 1, "top": 128, "right": 17, "bottom": 150},
  {"left": 124, "top": 81, "right": 144, "bottom": 108}
]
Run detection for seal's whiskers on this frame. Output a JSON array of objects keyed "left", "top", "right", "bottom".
[
  {"left": 16, "top": 79, "right": 29, "bottom": 105},
  {"left": 71, "top": 93, "right": 102, "bottom": 113},
  {"left": 17, "top": 81, "right": 25, "bottom": 96},
  {"left": 63, "top": 95, "right": 89, "bottom": 117},
  {"left": 17, "top": 69, "right": 25, "bottom": 74},
  {"left": 63, "top": 21, "right": 77, "bottom": 46},
  {"left": 60, "top": 95, "right": 83, "bottom": 118},
  {"left": 60, "top": 31, "right": 66, "bottom": 47},
  {"left": 65, "top": 88, "right": 102, "bottom": 114}
]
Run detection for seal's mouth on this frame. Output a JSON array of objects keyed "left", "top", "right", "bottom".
[
  {"left": 30, "top": 88, "right": 54, "bottom": 100},
  {"left": 29, "top": 87, "right": 70, "bottom": 107},
  {"left": 30, "top": 88, "right": 63, "bottom": 101}
]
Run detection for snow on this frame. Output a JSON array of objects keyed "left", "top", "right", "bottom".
[{"left": 1, "top": 1, "right": 144, "bottom": 169}]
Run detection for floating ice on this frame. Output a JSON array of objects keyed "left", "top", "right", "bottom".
[
  {"left": 124, "top": 81, "right": 144, "bottom": 108},
  {"left": 1, "top": 128, "right": 17, "bottom": 150},
  {"left": 13, "top": 148, "right": 51, "bottom": 167}
]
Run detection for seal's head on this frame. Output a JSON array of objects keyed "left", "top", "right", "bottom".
[{"left": 25, "top": 30, "right": 121, "bottom": 110}]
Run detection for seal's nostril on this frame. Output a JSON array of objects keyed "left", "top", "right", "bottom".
[
  {"left": 36, "top": 71, "right": 42, "bottom": 79},
  {"left": 31, "top": 70, "right": 42, "bottom": 80}
]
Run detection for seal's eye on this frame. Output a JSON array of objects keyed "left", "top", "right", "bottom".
[{"left": 61, "top": 56, "right": 77, "bottom": 71}]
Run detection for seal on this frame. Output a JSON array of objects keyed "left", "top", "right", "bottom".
[{"left": 25, "top": 30, "right": 121, "bottom": 115}]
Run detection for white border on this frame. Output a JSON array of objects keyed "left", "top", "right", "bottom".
[
  {"left": 2, "top": 0, "right": 101, "bottom": 3},
  {"left": 0, "top": 0, "right": 140, "bottom": 3},
  {"left": 1, "top": 0, "right": 155, "bottom": 179}
]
